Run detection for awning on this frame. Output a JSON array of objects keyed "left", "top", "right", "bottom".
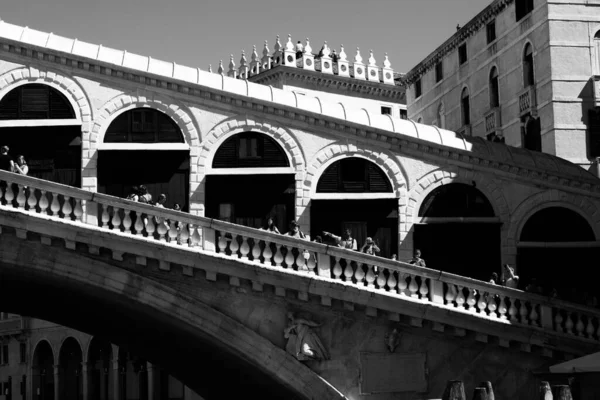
[{"left": 550, "top": 352, "right": 600, "bottom": 373}]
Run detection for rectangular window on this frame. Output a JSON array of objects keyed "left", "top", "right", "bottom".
[
  {"left": 19, "top": 343, "right": 26, "bottom": 364},
  {"left": 459, "top": 44, "right": 468, "bottom": 65},
  {"left": 435, "top": 61, "right": 443, "bottom": 83},
  {"left": 415, "top": 79, "right": 422, "bottom": 98},
  {"left": 487, "top": 20, "right": 496, "bottom": 44},
  {"left": 381, "top": 106, "right": 392, "bottom": 115},
  {"left": 516, "top": 0, "right": 534, "bottom": 22},
  {"left": 2, "top": 345, "right": 8, "bottom": 365},
  {"left": 400, "top": 109, "right": 408, "bottom": 120}
]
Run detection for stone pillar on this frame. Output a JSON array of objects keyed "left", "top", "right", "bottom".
[
  {"left": 146, "top": 362, "right": 156, "bottom": 400},
  {"left": 202, "top": 227, "right": 216, "bottom": 252},
  {"left": 81, "top": 362, "right": 90, "bottom": 400},
  {"left": 317, "top": 252, "right": 331, "bottom": 278},
  {"left": 429, "top": 279, "right": 445, "bottom": 304},
  {"left": 84, "top": 199, "right": 99, "bottom": 226},
  {"left": 112, "top": 358, "right": 120, "bottom": 400},
  {"left": 99, "top": 364, "right": 107, "bottom": 400},
  {"left": 53, "top": 365, "right": 60, "bottom": 400}
]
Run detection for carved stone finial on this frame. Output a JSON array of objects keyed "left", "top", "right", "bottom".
[
  {"left": 384, "top": 328, "right": 401, "bottom": 353},
  {"left": 251, "top": 45, "right": 259, "bottom": 62},
  {"left": 285, "top": 34, "right": 294, "bottom": 51},
  {"left": 368, "top": 49, "right": 376, "bottom": 66},
  {"left": 354, "top": 47, "right": 363, "bottom": 64},
  {"left": 339, "top": 44, "right": 347, "bottom": 61},
  {"left": 263, "top": 40, "right": 270, "bottom": 57},
  {"left": 274, "top": 35, "right": 282, "bottom": 53},
  {"left": 384, "top": 52, "right": 392, "bottom": 68},
  {"left": 304, "top": 37, "right": 312, "bottom": 54},
  {"left": 217, "top": 60, "right": 224, "bottom": 75},
  {"left": 228, "top": 54, "right": 236, "bottom": 72},
  {"left": 284, "top": 312, "right": 330, "bottom": 361},
  {"left": 239, "top": 50, "right": 247, "bottom": 67},
  {"left": 208, "top": 64, "right": 212, "bottom": 73},
  {"left": 322, "top": 41, "right": 331, "bottom": 58}
]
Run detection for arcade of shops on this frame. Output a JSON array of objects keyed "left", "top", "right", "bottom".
[{"left": 1, "top": 83, "right": 599, "bottom": 296}]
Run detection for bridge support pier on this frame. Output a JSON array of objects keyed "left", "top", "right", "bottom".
[
  {"left": 112, "top": 357, "right": 120, "bottom": 400},
  {"left": 53, "top": 365, "right": 60, "bottom": 400},
  {"left": 81, "top": 362, "right": 89, "bottom": 400},
  {"left": 147, "top": 362, "right": 156, "bottom": 400}
]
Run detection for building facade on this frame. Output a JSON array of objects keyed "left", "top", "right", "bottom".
[{"left": 405, "top": 0, "right": 600, "bottom": 172}]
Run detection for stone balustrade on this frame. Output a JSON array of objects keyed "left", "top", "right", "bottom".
[
  {"left": 2, "top": 169, "right": 600, "bottom": 346},
  {"left": 518, "top": 85, "right": 537, "bottom": 116}
]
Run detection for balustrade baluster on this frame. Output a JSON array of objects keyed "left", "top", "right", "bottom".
[
  {"left": 168, "top": 220, "right": 179, "bottom": 243},
  {"left": 145, "top": 215, "right": 156, "bottom": 239},
  {"left": 377, "top": 269, "right": 387, "bottom": 290},
  {"left": 586, "top": 316, "right": 595, "bottom": 339},
  {"left": 101, "top": 204, "right": 110, "bottom": 228},
  {"left": 466, "top": 289, "right": 477, "bottom": 312},
  {"left": 445, "top": 283, "right": 457, "bottom": 305},
  {"left": 134, "top": 212, "right": 144, "bottom": 235},
  {"left": 50, "top": 193, "right": 60, "bottom": 216},
  {"left": 397, "top": 273, "right": 408, "bottom": 295},
  {"left": 332, "top": 257, "right": 343, "bottom": 280},
  {"left": 343, "top": 260, "right": 354, "bottom": 281},
  {"left": 38, "top": 190, "right": 49, "bottom": 214},
  {"left": 190, "top": 225, "right": 201, "bottom": 248},
  {"left": 576, "top": 314, "right": 585, "bottom": 337},
  {"left": 16, "top": 184, "right": 26, "bottom": 209},
  {"left": 111, "top": 207, "right": 122, "bottom": 231},
  {"left": 122, "top": 210, "right": 132, "bottom": 234},
  {"left": 354, "top": 263, "right": 366, "bottom": 284},
  {"left": 418, "top": 276, "right": 428, "bottom": 299},
  {"left": 307, "top": 252, "right": 316, "bottom": 274},
  {"left": 218, "top": 235, "right": 228, "bottom": 254},
  {"left": 27, "top": 187, "right": 37, "bottom": 211},
  {"left": 250, "top": 239, "right": 261, "bottom": 263},
  {"left": 284, "top": 246, "right": 295, "bottom": 268},
  {"left": 229, "top": 235, "right": 240, "bottom": 257},
  {"left": 74, "top": 199, "right": 83, "bottom": 221},
  {"left": 519, "top": 300, "right": 528, "bottom": 324},
  {"left": 4, "top": 180, "right": 14, "bottom": 206},
  {"left": 386, "top": 270, "right": 397, "bottom": 293},
  {"left": 529, "top": 303, "right": 539, "bottom": 326},
  {"left": 455, "top": 286, "right": 466, "bottom": 309},
  {"left": 239, "top": 236, "right": 250, "bottom": 259},
  {"left": 156, "top": 216, "right": 168, "bottom": 241},
  {"left": 62, "top": 196, "right": 73, "bottom": 219},
  {"left": 477, "top": 293, "right": 488, "bottom": 315},
  {"left": 554, "top": 309, "right": 564, "bottom": 332},
  {"left": 508, "top": 299, "right": 518, "bottom": 322},
  {"left": 408, "top": 275, "right": 419, "bottom": 298},
  {"left": 498, "top": 296, "right": 508, "bottom": 320},
  {"left": 296, "top": 249, "right": 307, "bottom": 272},
  {"left": 487, "top": 293, "right": 498, "bottom": 318},
  {"left": 262, "top": 242, "right": 273, "bottom": 265},
  {"left": 565, "top": 313, "right": 574, "bottom": 334},
  {"left": 365, "top": 265, "right": 376, "bottom": 287},
  {"left": 273, "top": 244, "right": 284, "bottom": 266},
  {"left": 177, "top": 222, "right": 188, "bottom": 245}
]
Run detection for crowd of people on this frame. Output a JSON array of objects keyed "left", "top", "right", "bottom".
[
  {"left": 0, "top": 146, "right": 28, "bottom": 176},
  {"left": 125, "top": 185, "right": 181, "bottom": 211}
]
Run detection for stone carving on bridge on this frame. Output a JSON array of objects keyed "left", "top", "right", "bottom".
[
  {"left": 284, "top": 312, "right": 330, "bottom": 361},
  {"left": 384, "top": 328, "right": 401, "bottom": 353}
]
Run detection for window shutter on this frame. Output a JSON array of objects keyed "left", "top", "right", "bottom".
[
  {"left": 263, "top": 136, "right": 288, "bottom": 167},
  {"left": 316, "top": 162, "right": 340, "bottom": 192},
  {"left": 368, "top": 163, "right": 392, "bottom": 192},
  {"left": 49, "top": 88, "right": 75, "bottom": 118},
  {"left": 213, "top": 137, "right": 237, "bottom": 168},
  {"left": 0, "top": 89, "right": 19, "bottom": 119},
  {"left": 21, "top": 85, "right": 49, "bottom": 119}
]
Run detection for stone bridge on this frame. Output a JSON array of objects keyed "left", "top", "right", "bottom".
[{"left": 1, "top": 171, "right": 600, "bottom": 400}]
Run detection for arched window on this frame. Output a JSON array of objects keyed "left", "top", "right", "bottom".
[
  {"left": 437, "top": 103, "right": 445, "bottom": 129},
  {"left": 523, "top": 43, "right": 535, "bottom": 87},
  {"left": 523, "top": 116, "right": 541, "bottom": 151},
  {"left": 419, "top": 183, "right": 494, "bottom": 218},
  {"left": 489, "top": 67, "right": 500, "bottom": 108},
  {"left": 461, "top": 88, "right": 470, "bottom": 126},
  {"left": 594, "top": 31, "right": 600, "bottom": 72},
  {"left": 417, "top": 116, "right": 423, "bottom": 124},
  {"left": 520, "top": 207, "right": 595, "bottom": 242},
  {"left": 104, "top": 108, "right": 183, "bottom": 143},
  {"left": 212, "top": 132, "right": 289, "bottom": 168},
  {"left": 0, "top": 84, "right": 75, "bottom": 120},
  {"left": 317, "top": 157, "right": 392, "bottom": 193}
]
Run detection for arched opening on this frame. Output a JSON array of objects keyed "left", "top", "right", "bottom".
[
  {"left": 87, "top": 338, "right": 113, "bottom": 400},
  {"left": 523, "top": 116, "right": 541, "bottom": 151},
  {"left": 523, "top": 43, "right": 535, "bottom": 87},
  {"left": 206, "top": 132, "right": 295, "bottom": 233},
  {"left": 0, "top": 84, "right": 81, "bottom": 186},
  {"left": 413, "top": 183, "right": 500, "bottom": 279},
  {"left": 311, "top": 157, "right": 398, "bottom": 257},
  {"left": 32, "top": 341, "right": 54, "bottom": 400},
  {"left": 58, "top": 338, "right": 83, "bottom": 400},
  {"left": 437, "top": 103, "right": 445, "bottom": 129},
  {"left": 595, "top": 31, "right": 600, "bottom": 73},
  {"left": 98, "top": 108, "right": 189, "bottom": 210},
  {"left": 489, "top": 67, "right": 500, "bottom": 108},
  {"left": 118, "top": 349, "right": 148, "bottom": 400},
  {"left": 517, "top": 207, "right": 599, "bottom": 300},
  {"left": 461, "top": 88, "right": 470, "bottom": 126}
]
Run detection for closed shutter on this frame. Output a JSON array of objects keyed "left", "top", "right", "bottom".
[
  {"left": 263, "top": 136, "right": 289, "bottom": 167},
  {"left": 21, "top": 85, "right": 50, "bottom": 119},
  {"left": 316, "top": 162, "right": 339, "bottom": 192},
  {"left": 213, "top": 137, "right": 237, "bottom": 168},
  {"left": 49, "top": 88, "right": 75, "bottom": 118},
  {"left": 368, "top": 163, "right": 392, "bottom": 192},
  {"left": 0, "top": 89, "right": 19, "bottom": 119},
  {"left": 589, "top": 109, "right": 600, "bottom": 158},
  {"left": 158, "top": 113, "right": 181, "bottom": 142}
]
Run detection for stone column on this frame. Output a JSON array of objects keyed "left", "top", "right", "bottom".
[
  {"left": 146, "top": 362, "right": 156, "bottom": 400},
  {"left": 53, "top": 365, "right": 60, "bottom": 400},
  {"left": 81, "top": 362, "right": 90, "bottom": 400},
  {"left": 112, "top": 358, "right": 120, "bottom": 400}
]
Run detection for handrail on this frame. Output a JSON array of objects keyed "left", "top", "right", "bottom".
[{"left": 2, "top": 169, "right": 600, "bottom": 344}]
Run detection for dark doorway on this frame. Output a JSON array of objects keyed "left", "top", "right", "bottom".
[
  {"left": 98, "top": 151, "right": 190, "bottom": 211},
  {"left": 523, "top": 117, "right": 541, "bottom": 152},
  {"left": 206, "top": 174, "right": 295, "bottom": 233},
  {"left": 311, "top": 199, "right": 398, "bottom": 258},
  {"left": 87, "top": 338, "right": 112, "bottom": 400},
  {"left": 0, "top": 125, "right": 81, "bottom": 186},
  {"left": 32, "top": 341, "right": 54, "bottom": 400},
  {"left": 59, "top": 338, "right": 83, "bottom": 400}
]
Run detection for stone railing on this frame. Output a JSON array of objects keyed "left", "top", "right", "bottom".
[
  {"left": 518, "top": 85, "right": 537, "bottom": 116},
  {"left": 2, "top": 170, "right": 600, "bottom": 345},
  {"left": 484, "top": 108, "right": 500, "bottom": 135}
]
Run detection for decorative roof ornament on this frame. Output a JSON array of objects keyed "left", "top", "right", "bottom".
[
  {"left": 285, "top": 34, "right": 294, "bottom": 51},
  {"left": 251, "top": 45, "right": 259, "bottom": 63},
  {"left": 321, "top": 41, "right": 331, "bottom": 58},
  {"left": 354, "top": 47, "right": 363, "bottom": 64},
  {"left": 304, "top": 38, "right": 312, "bottom": 54},
  {"left": 274, "top": 35, "right": 282, "bottom": 53},
  {"left": 208, "top": 64, "right": 212, "bottom": 73},
  {"left": 262, "top": 40, "right": 270, "bottom": 58},
  {"left": 239, "top": 50, "right": 247, "bottom": 68},
  {"left": 217, "top": 60, "right": 224, "bottom": 75},
  {"left": 368, "top": 50, "right": 376, "bottom": 66},
  {"left": 383, "top": 53, "right": 391, "bottom": 68},
  {"left": 339, "top": 44, "right": 347, "bottom": 61},
  {"left": 228, "top": 54, "right": 236, "bottom": 73}
]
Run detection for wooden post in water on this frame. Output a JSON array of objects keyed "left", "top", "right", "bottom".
[
  {"left": 539, "top": 381, "right": 553, "bottom": 400},
  {"left": 479, "top": 381, "right": 494, "bottom": 400},
  {"left": 442, "top": 380, "right": 466, "bottom": 400},
  {"left": 551, "top": 385, "right": 573, "bottom": 400},
  {"left": 472, "top": 387, "right": 488, "bottom": 400}
]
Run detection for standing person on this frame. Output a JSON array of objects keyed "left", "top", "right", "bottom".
[
  {"left": 137, "top": 185, "right": 152, "bottom": 204},
  {"left": 126, "top": 186, "right": 140, "bottom": 202},
  {"left": 360, "top": 237, "right": 380, "bottom": 256},
  {"left": 285, "top": 220, "right": 308, "bottom": 239},
  {"left": 488, "top": 272, "right": 499, "bottom": 285},
  {"left": 155, "top": 194, "right": 167, "bottom": 208},
  {"left": 409, "top": 249, "right": 426, "bottom": 267},
  {"left": 502, "top": 264, "right": 519, "bottom": 289},
  {"left": 13, "top": 155, "right": 28, "bottom": 175},
  {"left": 262, "top": 216, "right": 281, "bottom": 234},
  {"left": 0, "top": 146, "right": 14, "bottom": 172},
  {"left": 295, "top": 41, "right": 304, "bottom": 59},
  {"left": 323, "top": 229, "right": 357, "bottom": 250},
  {"left": 173, "top": 203, "right": 182, "bottom": 211}
]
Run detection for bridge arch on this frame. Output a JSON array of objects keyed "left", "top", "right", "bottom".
[{"left": 0, "top": 233, "right": 344, "bottom": 400}]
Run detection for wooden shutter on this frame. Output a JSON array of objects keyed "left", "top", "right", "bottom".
[
  {"left": 263, "top": 136, "right": 289, "bottom": 167},
  {"left": 316, "top": 162, "right": 340, "bottom": 192},
  {"left": 0, "top": 89, "right": 19, "bottom": 119},
  {"left": 49, "top": 88, "right": 75, "bottom": 118},
  {"left": 368, "top": 163, "right": 392, "bottom": 192},
  {"left": 21, "top": 85, "right": 49, "bottom": 119},
  {"left": 213, "top": 137, "right": 237, "bottom": 168}
]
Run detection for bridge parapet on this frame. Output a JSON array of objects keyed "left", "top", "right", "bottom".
[{"left": 1, "top": 169, "right": 599, "bottom": 354}]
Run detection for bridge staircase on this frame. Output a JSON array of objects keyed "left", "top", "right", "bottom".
[{"left": 0, "top": 170, "right": 599, "bottom": 360}]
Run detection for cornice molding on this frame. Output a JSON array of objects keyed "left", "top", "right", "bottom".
[
  {"left": 1, "top": 40, "right": 600, "bottom": 199},
  {"left": 404, "top": 0, "right": 513, "bottom": 85}
]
